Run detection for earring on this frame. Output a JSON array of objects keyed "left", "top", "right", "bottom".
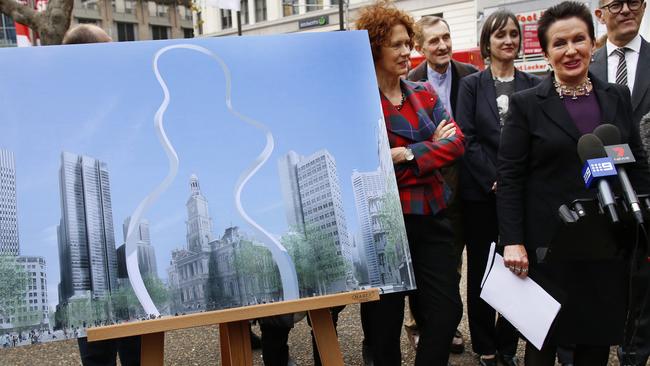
[{"left": 591, "top": 54, "right": 595, "bottom": 62}]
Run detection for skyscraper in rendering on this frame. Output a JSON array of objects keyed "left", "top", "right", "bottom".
[
  {"left": 278, "top": 149, "right": 354, "bottom": 293},
  {"left": 57, "top": 152, "right": 118, "bottom": 302},
  {"left": 0, "top": 148, "right": 19, "bottom": 256}
]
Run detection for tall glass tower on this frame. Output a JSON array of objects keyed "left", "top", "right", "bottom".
[
  {"left": 0, "top": 148, "right": 19, "bottom": 256},
  {"left": 57, "top": 152, "right": 118, "bottom": 302}
]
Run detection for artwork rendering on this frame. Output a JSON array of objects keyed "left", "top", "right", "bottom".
[{"left": 0, "top": 31, "right": 415, "bottom": 346}]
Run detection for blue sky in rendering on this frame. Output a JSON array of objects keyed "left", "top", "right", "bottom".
[{"left": 0, "top": 31, "right": 387, "bottom": 309}]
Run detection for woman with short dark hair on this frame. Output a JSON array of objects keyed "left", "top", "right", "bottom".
[
  {"left": 356, "top": 2, "right": 464, "bottom": 365},
  {"left": 497, "top": 1, "right": 650, "bottom": 365},
  {"left": 456, "top": 9, "right": 540, "bottom": 366}
]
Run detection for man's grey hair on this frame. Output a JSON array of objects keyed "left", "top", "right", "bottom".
[{"left": 414, "top": 16, "right": 451, "bottom": 46}]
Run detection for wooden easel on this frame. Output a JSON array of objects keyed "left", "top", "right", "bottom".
[{"left": 87, "top": 288, "right": 379, "bottom": 366}]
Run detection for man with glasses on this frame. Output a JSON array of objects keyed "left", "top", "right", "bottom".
[{"left": 591, "top": 2, "right": 649, "bottom": 365}]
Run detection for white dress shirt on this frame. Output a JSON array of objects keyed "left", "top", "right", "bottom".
[
  {"left": 427, "top": 63, "right": 453, "bottom": 118},
  {"left": 606, "top": 34, "right": 642, "bottom": 93}
]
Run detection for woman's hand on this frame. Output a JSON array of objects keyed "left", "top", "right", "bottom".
[
  {"left": 432, "top": 120, "right": 456, "bottom": 141},
  {"left": 391, "top": 147, "right": 407, "bottom": 164},
  {"left": 503, "top": 244, "right": 529, "bottom": 278}
]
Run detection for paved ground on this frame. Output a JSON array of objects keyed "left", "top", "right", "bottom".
[{"left": 0, "top": 255, "right": 623, "bottom": 365}]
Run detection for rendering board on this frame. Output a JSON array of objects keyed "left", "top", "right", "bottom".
[{"left": 0, "top": 31, "right": 415, "bottom": 346}]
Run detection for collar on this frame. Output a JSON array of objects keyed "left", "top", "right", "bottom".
[
  {"left": 607, "top": 33, "right": 642, "bottom": 56},
  {"left": 426, "top": 62, "right": 452, "bottom": 83}
]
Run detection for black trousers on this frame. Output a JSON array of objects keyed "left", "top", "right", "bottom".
[
  {"left": 622, "top": 260, "right": 650, "bottom": 365},
  {"left": 77, "top": 336, "right": 141, "bottom": 366},
  {"left": 524, "top": 342, "right": 608, "bottom": 366},
  {"left": 360, "top": 212, "right": 462, "bottom": 366},
  {"left": 462, "top": 198, "right": 519, "bottom": 356},
  {"left": 260, "top": 307, "right": 343, "bottom": 366}
]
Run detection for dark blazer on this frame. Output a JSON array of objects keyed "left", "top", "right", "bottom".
[
  {"left": 455, "top": 68, "right": 541, "bottom": 201},
  {"left": 381, "top": 79, "right": 465, "bottom": 215},
  {"left": 590, "top": 36, "right": 650, "bottom": 125},
  {"left": 496, "top": 74, "right": 650, "bottom": 344},
  {"left": 407, "top": 59, "right": 479, "bottom": 116}
]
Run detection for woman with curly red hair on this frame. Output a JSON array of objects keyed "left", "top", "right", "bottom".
[{"left": 356, "top": 2, "right": 464, "bottom": 365}]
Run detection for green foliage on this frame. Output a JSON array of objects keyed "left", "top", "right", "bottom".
[
  {"left": 282, "top": 224, "right": 348, "bottom": 296},
  {"left": 377, "top": 190, "right": 407, "bottom": 272},
  {"left": 0, "top": 255, "right": 30, "bottom": 321},
  {"left": 233, "top": 239, "right": 281, "bottom": 291}
]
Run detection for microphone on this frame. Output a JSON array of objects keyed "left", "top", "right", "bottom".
[
  {"left": 577, "top": 134, "right": 619, "bottom": 223},
  {"left": 593, "top": 124, "right": 644, "bottom": 224}
]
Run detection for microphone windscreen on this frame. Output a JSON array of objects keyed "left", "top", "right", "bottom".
[
  {"left": 593, "top": 124, "right": 621, "bottom": 145},
  {"left": 577, "top": 133, "right": 607, "bottom": 163}
]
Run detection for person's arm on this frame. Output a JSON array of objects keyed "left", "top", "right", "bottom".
[
  {"left": 497, "top": 92, "right": 530, "bottom": 277},
  {"left": 456, "top": 76, "right": 498, "bottom": 193},
  {"left": 392, "top": 98, "right": 464, "bottom": 181}
]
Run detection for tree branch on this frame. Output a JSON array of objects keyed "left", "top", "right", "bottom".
[{"left": 0, "top": 0, "right": 41, "bottom": 30}]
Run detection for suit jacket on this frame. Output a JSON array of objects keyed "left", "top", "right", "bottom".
[
  {"left": 496, "top": 74, "right": 650, "bottom": 344},
  {"left": 406, "top": 59, "right": 479, "bottom": 117},
  {"left": 382, "top": 79, "right": 465, "bottom": 215},
  {"left": 455, "top": 68, "right": 541, "bottom": 201},
  {"left": 407, "top": 60, "right": 478, "bottom": 201},
  {"left": 590, "top": 36, "right": 650, "bottom": 125}
]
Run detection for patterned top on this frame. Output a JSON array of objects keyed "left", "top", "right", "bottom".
[{"left": 381, "top": 79, "right": 465, "bottom": 215}]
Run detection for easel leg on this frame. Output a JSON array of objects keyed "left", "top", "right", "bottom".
[
  {"left": 140, "top": 332, "right": 165, "bottom": 366},
  {"left": 220, "top": 320, "right": 253, "bottom": 366},
  {"left": 309, "top": 308, "right": 344, "bottom": 366}
]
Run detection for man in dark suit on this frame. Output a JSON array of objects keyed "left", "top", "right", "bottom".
[
  {"left": 591, "top": 2, "right": 650, "bottom": 365},
  {"left": 591, "top": 0, "right": 649, "bottom": 125},
  {"left": 406, "top": 15, "right": 478, "bottom": 356}
]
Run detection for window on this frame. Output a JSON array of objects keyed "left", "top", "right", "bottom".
[
  {"left": 112, "top": 0, "right": 135, "bottom": 14},
  {"left": 80, "top": 0, "right": 99, "bottom": 10},
  {"left": 254, "top": 0, "right": 266, "bottom": 22},
  {"left": 283, "top": 0, "right": 297, "bottom": 16},
  {"left": 306, "top": 0, "right": 321, "bottom": 11},
  {"left": 240, "top": 0, "right": 249, "bottom": 24},
  {"left": 116, "top": 22, "right": 136, "bottom": 41},
  {"left": 148, "top": 1, "right": 168, "bottom": 17},
  {"left": 151, "top": 25, "right": 169, "bottom": 40},
  {"left": 0, "top": 14, "right": 17, "bottom": 47},
  {"left": 183, "top": 28, "right": 194, "bottom": 38},
  {"left": 221, "top": 9, "right": 232, "bottom": 29},
  {"left": 77, "top": 18, "right": 99, "bottom": 25},
  {"left": 177, "top": 5, "right": 193, "bottom": 21}
]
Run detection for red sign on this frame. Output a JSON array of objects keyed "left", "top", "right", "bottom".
[{"left": 523, "top": 23, "right": 542, "bottom": 55}]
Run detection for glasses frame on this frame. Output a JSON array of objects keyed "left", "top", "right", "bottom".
[{"left": 600, "top": 0, "right": 644, "bottom": 14}]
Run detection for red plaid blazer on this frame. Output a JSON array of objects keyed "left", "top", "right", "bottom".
[{"left": 381, "top": 80, "right": 465, "bottom": 215}]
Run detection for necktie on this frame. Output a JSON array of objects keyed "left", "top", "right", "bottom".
[{"left": 614, "top": 47, "right": 628, "bottom": 86}]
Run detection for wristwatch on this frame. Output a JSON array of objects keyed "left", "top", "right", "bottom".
[{"left": 404, "top": 147, "right": 414, "bottom": 162}]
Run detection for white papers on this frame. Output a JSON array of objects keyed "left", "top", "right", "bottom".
[{"left": 480, "top": 243, "right": 561, "bottom": 350}]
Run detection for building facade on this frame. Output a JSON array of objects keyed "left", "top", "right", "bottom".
[
  {"left": 0, "top": 0, "right": 194, "bottom": 46},
  {"left": 352, "top": 169, "right": 398, "bottom": 287},
  {"left": 0, "top": 256, "right": 49, "bottom": 332},
  {"left": 0, "top": 148, "right": 19, "bottom": 256},
  {"left": 70, "top": 0, "right": 195, "bottom": 41},
  {"left": 57, "top": 152, "right": 118, "bottom": 304},
  {"left": 167, "top": 175, "right": 281, "bottom": 313},
  {"left": 117, "top": 217, "right": 158, "bottom": 279},
  {"left": 198, "top": 0, "right": 478, "bottom": 52},
  {"left": 167, "top": 175, "right": 214, "bottom": 312},
  {"left": 278, "top": 149, "right": 353, "bottom": 293}
]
